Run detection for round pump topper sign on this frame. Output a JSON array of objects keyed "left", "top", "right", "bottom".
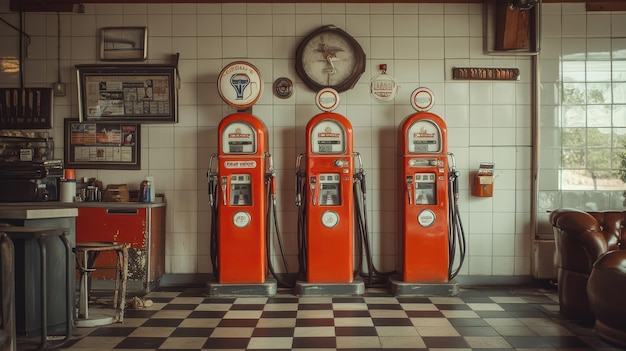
[
  {"left": 315, "top": 88, "right": 340, "bottom": 112},
  {"left": 410, "top": 87, "right": 435, "bottom": 112},
  {"left": 218, "top": 61, "right": 263, "bottom": 109}
]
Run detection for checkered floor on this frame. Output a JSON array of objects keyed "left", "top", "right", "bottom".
[{"left": 18, "top": 285, "right": 623, "bottom": 350}]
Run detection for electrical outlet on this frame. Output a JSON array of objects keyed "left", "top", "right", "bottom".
[{"left": 53, "top": 82, "right": 66, "bottom": 96}]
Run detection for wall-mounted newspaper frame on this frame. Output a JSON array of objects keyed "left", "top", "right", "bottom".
[
  {"left": 76, "top": 64, "right": 178, "bottom": 123},
  {"left": 64, "top": 118, "right": 141, "bottom": 170}
]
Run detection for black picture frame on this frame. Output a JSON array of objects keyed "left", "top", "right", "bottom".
[
  {"left": 64, "top": 118, "right": 140, "bottom": 170},
  {"left": 76, "top": 64, "right": 178, "bottom": 123}
]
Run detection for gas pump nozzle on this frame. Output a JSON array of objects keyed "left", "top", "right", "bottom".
[
  {"left": 309, "top": 176, "right": 317, "bottom": 206},
  {"left": 447, "top": 152, "right": 460, "bottom": 201},
  {"left": 220, "top": 176, "right": 228, "bottom": 206},
  {"left": 354, "top": 152, "right": 367, "bottom": 201},
  {"left": 295, "top": 153, "right": 304, "bottom": 207},
  {"left": 207, "top": 153, "right": 217, "bottom": 207},
  {"left": 406, "top": 176, "right": 413, "bottom": 205}
]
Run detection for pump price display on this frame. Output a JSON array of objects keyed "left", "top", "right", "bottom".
[
  {"left": 221, "top": 121, "right": 256, "bottom": 154},
  {"left": 311, "top": 120, "right": 345, "bottom": 154},
  {"left": 407, "top": 120, "right": 441, "bottom": 153}
]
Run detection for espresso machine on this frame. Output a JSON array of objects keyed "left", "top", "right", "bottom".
[{"left": 0, "top": 134, "right": 62, "bottom": 202}]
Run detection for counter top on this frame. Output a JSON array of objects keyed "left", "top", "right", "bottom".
[
  {"left": 0, "top": 205, "right": 78, "bottom": 220},
  {"left": 0, "top": 201, "right": 166, "bottom": 209},
  {"left": 0, "top": 201, "right": 166, "bottom": 220}
]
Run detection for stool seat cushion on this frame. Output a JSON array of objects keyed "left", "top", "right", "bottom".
[{"left": 587, "top": 250, "right": 626, "bottom": 348}]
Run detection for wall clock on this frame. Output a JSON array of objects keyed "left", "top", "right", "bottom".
[{"left": 296, "top": 25, "right": 366, "bottom": 93}]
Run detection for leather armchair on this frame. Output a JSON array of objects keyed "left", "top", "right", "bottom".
[
  {"left": 587, "top": 250, "right": 626, "bottom": 347},
  {"left": 549, "top": 208, "right": 624, "bottom": 322}
]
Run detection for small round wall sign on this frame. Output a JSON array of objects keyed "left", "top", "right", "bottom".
[
  {"left": 411, "top": 87, "right": 435, "bottom": 112},
  {"left": 370, "top": 65, "right": 398, "bottom": 102},
  {"left": 217, "top": 61, "right": 263, "bottom": 109},
  {"left": 315, "top": 88, "right": 339, "bottom": 112},
  {"left": 273, "top": 77, "right": 293, "bottom": 99}
]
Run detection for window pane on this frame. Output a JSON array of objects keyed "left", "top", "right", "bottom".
[
  {"left": 613, "top": 105, "right": 626, "bottom": 127},
  {"left": 587, "top": 83, "right": 612, "bottom": 104},
  {"left": 562, "top": 61, "right": 586, "bottom": 82},
  {"left": 562, "top": 148, "right": 586, "bottom": 168},
  {"left": 611, "top": 148, "right": 626, "bottom": 168},
  {"left": 587, "top": 149, "right": 611, "bottom": 168},
  {"left": 612, "top": 61, "right": 626, "bottom": 81},
  {"left": 611, "top": 128, "right": 626, "bottom": 147},
  {"left": 561, "top": 169, "right": 592, "bottom": 188},
  {"left": 587, "top": 128, "right": 611, "bottom": 147},
  {"left": 563, "top": 83, "right": 587, "bottom": 104},
  {"left": 562, "top": 127, "right": 586, "bottom": 147},
  {"left": 586, "top": 61, "right": 611, "bottom": 81},
  {"left": 563, "top": 105, "right": 586, "bottom": 127},
  {"left": 613, "top": 83, "right": 626, "bottom": 103},
  {"left": 587, "top": 105, "right": 611, "bottom": 127}
]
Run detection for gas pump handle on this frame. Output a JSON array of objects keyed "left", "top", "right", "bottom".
[
  {"left": 310, "top": 176, "right": 317, "bottom": 206},
  {"left": 406, "top": 176, "right": 413, "bottom": 205},
  {"left": 266, "top": 152, "right": 274, "bottom": 173},
  {"left": 354, "top": 152, "right": 364, "bottom": 173},
  {"left": 221, "top": 176, "right": 228, "bottom": 206}
]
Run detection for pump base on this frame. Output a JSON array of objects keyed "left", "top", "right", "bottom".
[
  {"left": 206, "top": 277, "right": 278, "bottom": 297},
  {"left": 389, "top": 276, "right": 459, "bottom": 297},
  {"left": 295, "top": 278, "right": 365, "bottom": 296}
]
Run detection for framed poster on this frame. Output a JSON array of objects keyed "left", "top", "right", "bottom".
[
  {"left": 64, "top": 118, "right": 140, "bottom": 170},
  {"left": 76, "top": 64, "right": 178, "bottom": 123},
  {"left": 100, "top": 27, "right": 147, "bottom": 61}
]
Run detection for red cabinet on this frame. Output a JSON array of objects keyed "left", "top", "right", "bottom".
[{"left": 75, "top": 203, "right": 165, "bottom": 292}]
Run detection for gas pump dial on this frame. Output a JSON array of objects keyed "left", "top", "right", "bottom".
[
  {"left": 221, "top": 122, "right": 256, "bottom": 154},
  {"left": 310, "top": 119, "right": 346, "bottom": 154},
  {"left": 407, "top": 119, "right": 442, "bottom": 153}
]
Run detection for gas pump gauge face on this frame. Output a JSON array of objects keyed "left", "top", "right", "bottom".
[
  {"left": 407, "top": 120, "right": 442, "bottom": 153},
  {"left": 311, "top": 119, "right": 346, "bottom": 154},
  {"left": 222, "top": 122, "right": 256, "bottom": 154}
]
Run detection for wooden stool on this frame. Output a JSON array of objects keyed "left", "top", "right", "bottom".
[{"left": 75, "top": 242, "right": 128, "bottom": 327}]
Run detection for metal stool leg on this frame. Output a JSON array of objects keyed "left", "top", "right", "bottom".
[
  {"left": 1, "top": 233, "right": 15, "bottom": 351},
  {"left": 119, "top": 245, "right": 128, "bottom": 322}
]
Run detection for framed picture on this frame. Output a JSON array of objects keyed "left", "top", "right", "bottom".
[
  {"left": 100, "top": 27, "right": 147, "bottom": 61},
  {"left": 76, "top": 64, "right": 178, "bottom": 123},
  {"left": 64, "top": 118, "right": 141, "bottom": 170}
]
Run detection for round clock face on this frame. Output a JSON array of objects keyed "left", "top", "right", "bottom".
[{"left": 296, "top": 25, "right": 366, "bottom": 93}]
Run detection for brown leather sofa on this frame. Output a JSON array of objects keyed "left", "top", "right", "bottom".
[{"left": 550, "top": 208, "right": 626, "bottom": 346}]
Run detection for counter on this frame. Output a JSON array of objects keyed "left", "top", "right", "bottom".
[
  {"left": 0, "top": 204, "right": 77, "bottom": 337},
  {"left": 2, "top": 201, "right": 167, "bottom": 292}
]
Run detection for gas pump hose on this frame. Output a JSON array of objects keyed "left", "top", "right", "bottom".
[
  {"left": 265, "top": 174, "right": 299, "bottom": 288},
  {"left": 353, "top": 171, "right": 396, "bottom": 287},
  {"left": 447, "top": 165, "right": 466, "bottom": 280},
  {"left": 295, "top": 170, "right": 308, "bottom": 279},
  {"left": 208, "top": 175, "right": 220, "bottom": 282}
]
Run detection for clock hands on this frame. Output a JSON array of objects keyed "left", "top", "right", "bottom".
[{"left": 315, "top": 44, "right": 344, "bottom": 75}]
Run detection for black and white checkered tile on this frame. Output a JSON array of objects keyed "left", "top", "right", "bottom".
[{"left": 21, "top": 286, "right": 623, "bottom": 350}]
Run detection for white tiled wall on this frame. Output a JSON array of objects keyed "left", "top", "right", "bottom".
[{"left": 4, "top": 1, "right": 597, "bottom": 281}]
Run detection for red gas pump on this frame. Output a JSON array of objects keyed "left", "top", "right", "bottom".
[
  {"left": 207, "top": 61, "right": 274, "bottom": 285},
  {"left": 398, "top": 112, "right": 451, "bottom": 283},
  {"left": 209, "top": 113, "right": 271, "bottom": 283},
  {"left": 301, "top": 112, "right": 355, "bottom": 283}
]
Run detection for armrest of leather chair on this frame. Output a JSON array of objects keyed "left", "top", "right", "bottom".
[{"left": 551, "top": 208, "right": 610, "bottom": 273}]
